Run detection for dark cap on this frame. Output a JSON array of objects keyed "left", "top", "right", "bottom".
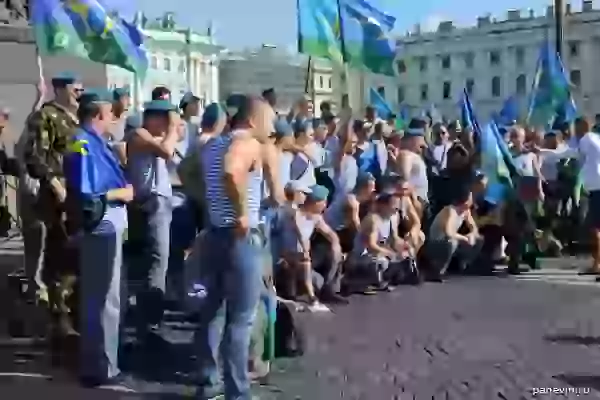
[
  {"left": 262, "top": 88, "right": 275, "bottom": 97},
  {"left": 201, "top": 102, "right": 224, "bottom": 128},
  {"left": 405, "top": 117, "right": 427, "bottom": 137},
  {"left": 51, "top": 71, "right": 80, "bottom": 87},
  {"left": 144, "top": 99, "right": 178, "bottom": 113},
  {"left": 151, "top": 86, "right": 171, "bottom": 101},
  {"left": 179, "top": 91, "right": 200, "bottom": 109}
]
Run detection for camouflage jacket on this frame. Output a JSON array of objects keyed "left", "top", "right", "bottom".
[{"left": 23, "top": 101, "right": 79, "bottom": 183}]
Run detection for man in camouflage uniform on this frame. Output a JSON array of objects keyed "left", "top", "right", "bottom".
[{"left": 23, "top": 72, "right": 82, "bottom": 337}]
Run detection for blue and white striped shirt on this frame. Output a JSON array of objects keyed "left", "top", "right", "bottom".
[{"left": 200, "top": 131, "right": 263, "bottom": 228}]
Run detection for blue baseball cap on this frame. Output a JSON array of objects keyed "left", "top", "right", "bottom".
[
  {"left": 201, "top": 102, "right": 224, "bottom": 128},
  {"left": 305, "top": 185, "right": 329, "bottom": 202},
  {"left": 274, "top": 118, "right": 293, "bottom": 138},
  {"left": 179, "top": 91, "right": 200, "bottom": 109}
]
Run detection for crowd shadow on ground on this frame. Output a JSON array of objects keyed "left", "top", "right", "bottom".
[{"left": 544, "top": 334, "right": 600, "bottom": 393}]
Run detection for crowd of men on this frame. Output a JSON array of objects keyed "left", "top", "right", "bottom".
[{"left": 7, "top": 71, "right": 600, "bottom": 399}]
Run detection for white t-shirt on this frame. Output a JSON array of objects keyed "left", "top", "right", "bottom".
[
  {"left": 540, "top": 143, "right": 567, "bottom": 182},
  {"left": 541, "top": 132, "right": 600, "bottom": 192}
]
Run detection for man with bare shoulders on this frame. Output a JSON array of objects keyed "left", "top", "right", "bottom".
[
  {"left": 194, "top": 96, "right": 281, "bottom": 399},
  {"left": 389, "top": 117, "right": 429, "bottom": 217}
]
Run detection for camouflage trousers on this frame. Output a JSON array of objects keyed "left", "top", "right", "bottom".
[{"left": 42, "top": 220, "right": 79, "bottom": 336}]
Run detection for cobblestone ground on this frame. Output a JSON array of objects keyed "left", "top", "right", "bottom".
[{"left": 2, "top": 270, "right": 600, "bottom": 399}]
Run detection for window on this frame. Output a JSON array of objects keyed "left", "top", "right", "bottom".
[
  {"left": 397, "top": 60, "right": 406, "bottom": 74},
  {"left": 328, "top": 77, "right": 332, "bottom": 89},
  {"left": 490, "top": 50, "right": 501, "bottom": 66},
  {"left": 464, "top": 52, "right": 474, "bottom": 69},
  {"left": 163, "top": 57, "right": 171, "bottom": 71},
  {"left": 516, "top": 74, "right": 527, "bottom": 95},
  {"left": 570, "top": 70, "right": 581, "bottom": 89},
  {"left": 420, "top": 83, "right": 428, "bottom": 101},
  {"left": 466, "top": 78, "right": 475, "bottom": 95},
  {"left": 515, "top": 46, "right": 525, "bottom": 67},
  {"left": 418, "top": 57, "right": 428, "bottom": 72},
  {"left": 441, "top": 55, "right": 451, "bottom": 70},
  {"left": 178, "top": 60, "right": 185, "bottom": 73},
  {"left": 150, "top": 56, "right": 158, "bottom": 69},
  {"left": 319, "top": 75, "right": 324, "bottom": 88},
  {"left": 377, "top": 86, "right": 385, "bottom": 98},
  {"left": 569, "top": 41, "right": 580, "bottom": 58},
  {"left": 397, "top": 86, "right": 405, "bottom": 103},
  {"left": 491, "top": 76, "right": 501, "bottom": 97},
  {"left": 442, "top": 81, "right": 451, "bottom": 99}
]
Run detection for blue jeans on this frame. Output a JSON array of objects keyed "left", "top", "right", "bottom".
[
  {"left": 194, "top": 227, "right": 264, "bottom": 400},
  {"left": 168, "top": 191, "right": 198, "bottom": 301},
  {"left": 128, "top": 195, "right": 172, "bottom": 324},
  {"left": 79, "top": 206, "right": 127, "bottom": 382}
]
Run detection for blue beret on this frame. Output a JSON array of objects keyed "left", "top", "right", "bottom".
[
  {"left": 51, "top": 71, "right": 80, "bottom": 86},
  {"left": 79, "top": 88, "right": 112, "bottom": 105},
  {"left": 201, "top": 102, "right": 224, "bottom": 128},
  {"left": 306, "top": 185, "right": 329, "bottom": 202},
  {"left": 144, "top": 99, "right": 178, "bottom": 113},
  {"left": 113, "top": 87, "right": 130, "bottom": 101},
  {"left": 274, "top": 118, "right": 293, "bottom": 137},
  {"left": 179, "top": 91, "right": 200, "bottom": 109}
]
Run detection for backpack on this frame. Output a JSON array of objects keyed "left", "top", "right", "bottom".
[
  {"left": 274, "top": 300, "right": 305, "bottom": 358},
  {"left": 384, "top": 257, "right": 422, "bottom": 286}
]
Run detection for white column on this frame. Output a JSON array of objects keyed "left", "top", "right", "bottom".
[{"left": 212, "top": 57, "right": 219, "bottom": 103}]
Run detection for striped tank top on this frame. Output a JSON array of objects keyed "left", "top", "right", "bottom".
[{"left": 201, "top": 131, "right": 263, "bottom": 228}]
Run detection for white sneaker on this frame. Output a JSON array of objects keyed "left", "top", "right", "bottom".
[{"left": 308, "top": 301, "right": 331, "bottom": 313}]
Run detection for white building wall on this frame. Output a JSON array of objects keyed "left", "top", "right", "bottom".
[
  {"left": 106, "top": 22, "right": 223, "bottom": 110},
  {"left": 369, "top": 1, "right": 600, "bottom": 122},
  {"left": 219, "top": 45, "right": 336, "bottom": 115}
]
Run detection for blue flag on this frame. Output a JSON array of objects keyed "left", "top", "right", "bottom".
[
  {"left": 30, "top": 0, "right": 148, "bottom": 77},
  {"left": 480, "top": 121, "right": 513, "bottom": 204},
  {"left": 496, "top": 96, "right": 519, "bottom": 126},
  {"left": 459, "top": 88, "right": 482, "bottom": 141},
  {"left": 369, "top": 87, "right": 393, "bottom": 119},
  {"left": 527, "top": 41, "right": 577, "bottom": 127},
  {"left": 340, "top": 0, "right": 397, "bottom": 76},
  {"left": 65, "top": 129, "right": 127, "bottom": 198}
]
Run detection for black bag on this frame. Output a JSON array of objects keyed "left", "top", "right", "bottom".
[
  {"left": 274, "top": 300, "right": 305, "bottom": 358},
  {"left": 385, "top": 257, "right": 422, "bottom": 286}
]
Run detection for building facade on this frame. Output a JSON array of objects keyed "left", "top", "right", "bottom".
[
  {"left": 106, "top": 12, "right": 224, "bottom": 108},
  {"left": 219, "top": 45, "right": 336, "bottom": 115},
  {"left": 371, "top": 0, "right": 600, "bottom": 121}
]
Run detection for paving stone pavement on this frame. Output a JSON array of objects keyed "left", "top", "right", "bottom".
[{"left": 2, "top": 237, "right": 600, "bottom": 399}]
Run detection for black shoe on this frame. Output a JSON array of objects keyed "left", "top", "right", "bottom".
[{"left": 425, "top": 271, "right": 444, "bottom": 283}]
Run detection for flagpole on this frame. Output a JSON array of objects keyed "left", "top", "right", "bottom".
[
  {"left": 335, "top": 0, "right": 352, "bottom": 109},
  {"left": 304, "top": 56, "right": 312, "bottom": 94},
  {"left": 133, "top": 11, "right": 144, "bottom": 111}
]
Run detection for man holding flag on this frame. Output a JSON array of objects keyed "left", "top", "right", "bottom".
[{"left": 63, "top": 89, "right": 134, "bottom": 390}]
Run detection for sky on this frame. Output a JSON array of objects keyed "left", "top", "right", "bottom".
[{"left": 132, "top": 0, "right": 552, "bottom": 49}]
